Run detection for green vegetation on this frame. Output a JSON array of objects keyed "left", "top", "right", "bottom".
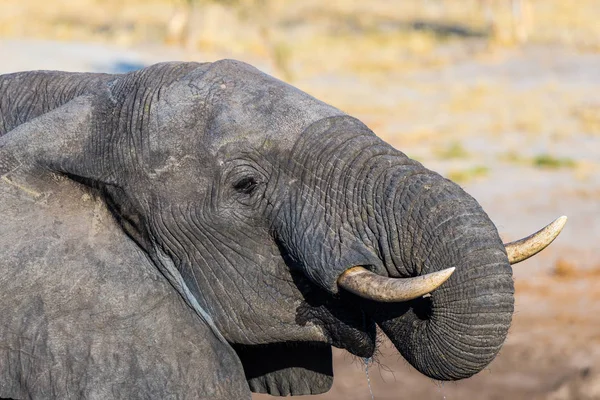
[
  {"left": 532, "top": 154, "right": 576, "bottom": 169},
  {"left": 434, "top": 141, "right": 469, "bottom": 160},
  {"left": 499, "top": 151, "right": 577, "bottom": 169},
  {"left": 447, "top": 165, "right": 489, "bottom": 183}
]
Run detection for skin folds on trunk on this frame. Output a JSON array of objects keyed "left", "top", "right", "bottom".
[
  {"left": 368, "top": 168, "right": 515, "bottom": 381},
  {"left": 274, "top": 116, "right": 514, "bottom": 381}
]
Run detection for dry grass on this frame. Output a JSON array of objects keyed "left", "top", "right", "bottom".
[
  {"left": 444, "top": 82, "right": 575, "bottom": 138},
  {"left": 573, "top": 104, "right": 600, "bottom": 136},
  {"left": 1, "top": 0, "right": 599, "bottom": 81}
]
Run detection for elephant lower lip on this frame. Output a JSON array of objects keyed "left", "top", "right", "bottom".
[
  {"left": 290, "top": 268, "right": 377, "bottom": 357},
  {"left": 343, "top": 336, "right": 376, "bottom": 358},
  {"left": 327, "top": 313, "right": 377, "bottom": 358}
]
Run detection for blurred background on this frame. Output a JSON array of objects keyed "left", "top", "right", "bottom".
[{"left": 1, "top": 1, "right": 599, "bottom": 398}]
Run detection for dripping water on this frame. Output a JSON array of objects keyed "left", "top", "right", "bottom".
[
  {"left": 435, "top": 380, "right": 447, "bottom": 400},
  {"left": 364, "top": 357, "right": 374, "bottom": 400}
]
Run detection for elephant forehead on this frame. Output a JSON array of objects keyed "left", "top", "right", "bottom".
[{"left": 194, "top": 59, "right": 345, "bottom": 153}]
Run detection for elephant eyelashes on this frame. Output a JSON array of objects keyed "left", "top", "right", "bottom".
[{"left": 233, "top": 176, "right": 259, "bottom": 195}]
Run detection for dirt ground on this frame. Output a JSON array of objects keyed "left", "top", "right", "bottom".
[{"left": 1, "top": 1, "right": 599, "bottom": 398}]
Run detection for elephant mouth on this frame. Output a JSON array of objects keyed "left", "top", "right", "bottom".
[
  {"left": 327, "top": 313, "right": 377, "bottom": 359},
  {"left": 291, "top": 270, "right": 377, "bottom": 358},
  {"left": 288, "top": 263, "right": 452, "bottom": 360},
  {"left": 312, "top": 265, "right": 451, "bottom": 359}
]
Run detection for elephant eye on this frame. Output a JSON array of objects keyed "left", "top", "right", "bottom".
[{"left": 233, "top": 176, "right": 258, "bottom": 195}]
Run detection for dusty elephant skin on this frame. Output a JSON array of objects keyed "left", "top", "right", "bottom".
[{"left": 0, "top": 60, "right": 559, "bottom": 399}]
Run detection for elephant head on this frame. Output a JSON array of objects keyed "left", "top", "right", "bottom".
[{"left": 0, "top": 60, "right": 565, "bottom": 398}]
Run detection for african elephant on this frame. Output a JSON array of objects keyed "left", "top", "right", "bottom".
[{"left": 0, "top": 60, "right": 565, "bottom": 399}]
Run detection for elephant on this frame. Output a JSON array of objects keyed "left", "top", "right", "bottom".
[{"left": 0, "top": 60, "right": 566, "bottom": 399}]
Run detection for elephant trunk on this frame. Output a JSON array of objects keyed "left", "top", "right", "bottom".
[
  {"left": 278, "top": 116, "right": 514, "bottom": 379},
  {"left": 368, "top": 166, "right": 515, "bottom": 380}
]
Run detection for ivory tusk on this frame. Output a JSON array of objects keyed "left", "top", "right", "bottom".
[
  {"left": 337, "top": 266, "right": 455, "bottom": 303},
  {"left": 504, "top": 215, "right": 567, "bottom": 265}
]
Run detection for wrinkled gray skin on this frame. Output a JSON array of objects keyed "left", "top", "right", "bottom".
[{"left": 0, "top": 61, "right": 514, "bottom": 399}]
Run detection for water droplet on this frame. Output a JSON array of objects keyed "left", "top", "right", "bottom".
[
  {"left": 364, "top": 357, "right": 375, "bottom": 400},
  {"left": 435, "top": 380, "right": 447, "bottom": 400}
]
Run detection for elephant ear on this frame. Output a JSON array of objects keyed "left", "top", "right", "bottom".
[
  {"left": 234, "top": 342, "right": 333, "bottom": 396},
  {"left": 0, "top": 94, "right": 97, "bottom": 178},
  {"left": 0, "top": 96, "right": 251, "bottom": 399}
]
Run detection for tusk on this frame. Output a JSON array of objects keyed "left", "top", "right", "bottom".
[
  {"left": 504, "top": 216, "right": 567, "bottom": 265},
  {"left": 337, "top": 266, "right": 455, "bottom": 303}
]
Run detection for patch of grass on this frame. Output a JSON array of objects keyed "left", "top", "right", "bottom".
[
  {"left": 447, "top": 165, "right": 489, "bottom": 183},
  {"left": 532, "top": 154, "right": 576, "bottom": 169},
  {"left": 499, "top": 151, "right": 577, "bottom": 170},
  {"left": 434, "top": 141, "right": 469, "bottom": 160},
  {"left": 3, "top": 0, "right": 600, "bottom": 54}
]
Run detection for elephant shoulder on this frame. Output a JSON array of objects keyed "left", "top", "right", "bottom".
[{"left": 0, "top": 174, "right": 250, "bottom": 399}]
